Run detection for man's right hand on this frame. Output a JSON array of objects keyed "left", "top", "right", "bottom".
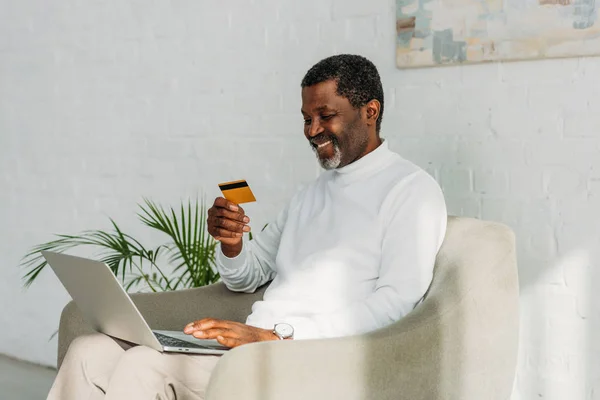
[{"left": 207, "top": 197, "right": 251, "bottom": 258}]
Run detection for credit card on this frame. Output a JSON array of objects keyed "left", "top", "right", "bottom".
[{"left": 218, "top": 180, "right": 257, "bottom": 204}]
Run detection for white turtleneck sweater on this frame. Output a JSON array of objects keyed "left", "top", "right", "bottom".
[{"left": 216, "top": 141, "right": 447, "bottom": 340}]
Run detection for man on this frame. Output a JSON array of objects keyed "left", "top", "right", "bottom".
[{"left": 47, "top": 54, "right": 447, "bottom": 400}]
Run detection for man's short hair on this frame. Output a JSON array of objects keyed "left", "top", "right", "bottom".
[{"left": 301, "top": 54, "right": 384, "bottom": 134}]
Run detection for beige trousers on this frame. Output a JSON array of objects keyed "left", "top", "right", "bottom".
[{"left": 47, "top": 333, "right": 221, "bottom": 400}]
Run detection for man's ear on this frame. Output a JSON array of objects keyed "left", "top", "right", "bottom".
[{"left": 365, "top": 100, "right": 381, "bottom": 127}]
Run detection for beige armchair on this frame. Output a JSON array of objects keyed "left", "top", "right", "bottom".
[{"left": 56, "top": 216, "right": 519, "bottom": 399}]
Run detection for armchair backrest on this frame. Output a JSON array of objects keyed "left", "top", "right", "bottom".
[{"left": 363, "top": 216, "right": 519, "bottom": 399}]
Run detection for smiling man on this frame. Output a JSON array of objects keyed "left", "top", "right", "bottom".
[
  {"left": 302, "top": 63, "right": 384, "bottom": 170},
  {"left": 47, "top": 55, "right": 447, "bottom": 400}
]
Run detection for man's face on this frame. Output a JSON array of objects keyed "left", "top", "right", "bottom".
[{"left": 301, "top": 80, "right": 370, "bottom": 170}]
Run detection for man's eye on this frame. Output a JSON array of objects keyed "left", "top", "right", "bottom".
[
  {"left": 304, "top": 119, "right": 311, "bottom": 125},
  {"left": 321, "top": 114, "right": 335, "bottom": 120}
]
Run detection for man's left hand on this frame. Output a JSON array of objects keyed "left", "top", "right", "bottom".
[{"left": 183, "top": 318, "right": 278, "bottom": 348}]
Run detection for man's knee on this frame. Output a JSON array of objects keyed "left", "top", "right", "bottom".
[
  {"left": 65, "top": 333, "right": 117, "bottom": 362},
  {"left": 108, "top": 345, "right": 167, "bottom": 392},
  {"left": 113, "top": 345, "right": 163, "bottom": 373}
]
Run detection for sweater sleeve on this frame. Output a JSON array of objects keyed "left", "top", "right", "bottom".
[
  {"left": 215, "top": 201, "right": 289, "bottom": 293},
  {"left": 285, "top": 172, "right": 447, "bottom": 339}
]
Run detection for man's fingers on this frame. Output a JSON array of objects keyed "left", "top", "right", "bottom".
[
  {"left": 207, "top": 222, "right": 241, "bottom": 239},
  {"left": 213, "top": 197, "right": 241, "bottom": 212},
  {"left": 216, "top": 336, "right": 242, "bottom": 348},
  {"left": 184, "top": 318, "right": 219, "bottom": 334},
  {"left": 184, "top": 319, "right": 268, "bottom": 348},
  {"left": 208, "top": 207, "right": 250, "bottom": 224},
  {"left": 192, "top": 328, "right": 234, "bottom": 340},
  {"left": 184, "top": 318, "right": 239, "bottom": 334},
  {"left": 211, "top": 216, "right": 251, "bottom": 233},
  {"left": 184, "top": 320, "right": 204, "bottom": 334},
  {"left": 215, "top": 227, "right": 243, "bottom": 238},
  {"left": 209, "top": 215, "right": 243, "bottom": 232},
  {"left": 207, "top": 198, "right": 250, "bottom": 243}
]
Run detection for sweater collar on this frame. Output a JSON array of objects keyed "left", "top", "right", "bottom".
[{"left": 333, "top": 139, "right": 392, "bottom": 178}]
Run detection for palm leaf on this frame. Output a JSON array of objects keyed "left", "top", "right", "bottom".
[
  {"left": 20, "top": 231, "right": 134, "bottom": 288},
  {"left": 20, "top": 196, "right": 218, "bottom": 292},
  {"left": 138, "top": 197, "right": 218, "bottom": 288}
]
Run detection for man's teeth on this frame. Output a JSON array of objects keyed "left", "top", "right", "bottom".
[{"left": 317, "top": 141, "right": 331, "bottom": 148}]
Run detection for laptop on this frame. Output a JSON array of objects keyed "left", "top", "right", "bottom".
[{"left": 42, "top": 250, "right": 229, "bottom": 355}]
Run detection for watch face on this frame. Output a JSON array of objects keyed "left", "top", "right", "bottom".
[{"left": 275, "top": 323, "right": 294, "bottom": 337}]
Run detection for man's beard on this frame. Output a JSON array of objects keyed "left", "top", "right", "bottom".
[{"left": 310, "top": 135, "right": 342, "bottom": 170}]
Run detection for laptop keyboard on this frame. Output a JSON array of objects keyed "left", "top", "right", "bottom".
[{"left": 154, "top": 332, "right": 213, "bottom": 349}]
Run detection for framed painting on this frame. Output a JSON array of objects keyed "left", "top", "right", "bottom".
[{"left": 396, "top": 0, "right": 600, "bottom": 68}]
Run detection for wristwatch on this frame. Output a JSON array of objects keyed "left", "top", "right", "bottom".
[{"left": 273, "top": 323, "right": 294, "bottom": 340}]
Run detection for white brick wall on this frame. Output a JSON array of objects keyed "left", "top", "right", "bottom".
[{"left": 1, "top": 0, "right": 599, "bottom": 398}]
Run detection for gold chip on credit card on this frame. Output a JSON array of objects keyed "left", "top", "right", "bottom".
[{"left": 218, "top": 180, "right": 257, "bottom": 204}]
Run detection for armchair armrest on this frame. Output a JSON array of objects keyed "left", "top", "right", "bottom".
[
  {"left": 207, "top": 270, "right": 517, "bottom": 400},
  {"left": 57, "top": 282, "right": 267, "bottom": 368}
]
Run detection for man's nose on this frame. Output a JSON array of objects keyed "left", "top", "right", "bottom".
[{"left": 306, "top": 119, "right": 324, "bottom": 138}]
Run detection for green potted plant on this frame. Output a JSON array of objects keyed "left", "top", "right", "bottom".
[{"left": 20, "top": 198, "right": 220, "bottom": 292}]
